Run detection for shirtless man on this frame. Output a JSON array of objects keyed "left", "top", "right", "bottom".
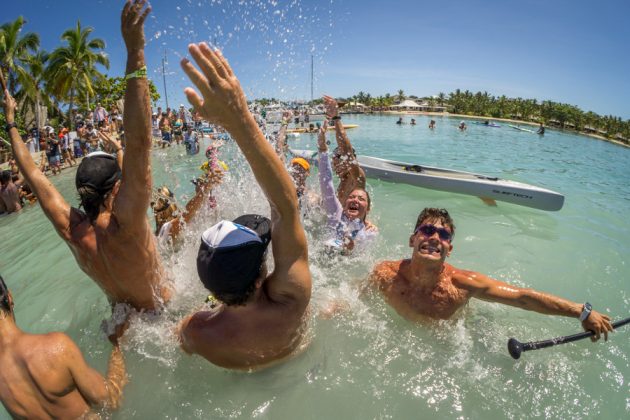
[
  {"left": 322, "top": 95, "right": 366, "bottom": 203},
  {"left": 177, "top": 42, "right": 311, "bottom": 370},
  {"left": 1, "top": 0, "right": 168, "bottom": 310},
  {"left": 0, "top": 171, "right": 21, "bottom": 214},
  {"left": 0, "top": 275, "right": 127, "bottom": 419},
  {"left": 369, "top": 208, "right": 614, "bottom": 341}
]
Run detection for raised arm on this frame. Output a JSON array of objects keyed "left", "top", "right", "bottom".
[
  {"left": 454, "top": 270, "right": 614, "bottom": 341},
  {"left": 168, "top": 179, "right": 213, "bottom": 240},
  {"left": 181, "top": 42, "right": 310, "bottom": 303},
  {"left": 2, "top": 89, "right": 71, "bottom": 239},
  {"left": 274, "top": 112, "right": 290, "bottom": 163},
  {"left": 317, "top": 121, "right": 342, "bottom": 222},
  {"left": 113, "top": 0, "right": 152, "bottom": 226},
  {"left": 98, "top": 131, "right": 124, "bottom": 168},
  {"left": 323, "top": 95, "right": 366, "bottom": 201}
]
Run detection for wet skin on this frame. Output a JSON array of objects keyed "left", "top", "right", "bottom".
[{"left": 370, "top": 218, "right": 614, "bottom": 340}]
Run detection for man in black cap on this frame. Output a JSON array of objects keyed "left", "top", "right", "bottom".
[
  {"left": 1, "top": 0, "right": 169, "bottom": 311},
  {"left": 178, "top": 42, "right": 311, "bottom": 370},
  {"left": 0, "top": 274, "right": 127, "bottom": 418}
]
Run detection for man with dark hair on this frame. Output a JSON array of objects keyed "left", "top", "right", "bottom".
[
  {"left": 0, "top": 170, "right": 21, "bottom": 214},
  {"left": 369, "top": 208, "right": 614, "bottom": 341},
  {"left": 177, "top": 42, "right": 311, "bottom": 370},
  {"left": 1, "top": 0, "right": 169, "bottom": 310},
  {"left": 0, "top": 274, "right": 127, "bottom": 418}
]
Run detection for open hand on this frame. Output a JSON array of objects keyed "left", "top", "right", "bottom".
[
  {"left": 98, "top": 131, "right": 122, "bottom": 150},
  {"left": 323, "top": 95, "right": 339, "bottom": 119},
  {"left": 582, "top": 310, "right": 613, "bottom": 342},
  {"left": 181, "top": 43, "right": 248, "bottom": 130},
  {"left": 121, "top": 0, "right": 151, "bottom": 51}
]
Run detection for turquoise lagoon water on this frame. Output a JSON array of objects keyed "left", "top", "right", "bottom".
[{"left": 1, "top": 114, "right": 629, "bottom": 418}]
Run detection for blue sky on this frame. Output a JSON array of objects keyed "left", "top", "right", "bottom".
[{"left": 5, "top": 0, "right": 630, "bottom": 119}]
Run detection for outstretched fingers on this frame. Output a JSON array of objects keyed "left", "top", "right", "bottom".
[
  {"left": 188, "top": 44, "right": 222, "bottom": 87},
  {"left": 138, "top": 4, "right": 151, "bottom": 25},
  {"left": 215, "top": 49, "right": 234, "bottom": 77},
  {"left": 181, "top": 58, "right": 213, "bottom": 97},
  {"left": 198, "top": 43, "right": 229, "bottom": 79},
  {"left": 184, "top": 88, "right": 204, "bottom": 113}
]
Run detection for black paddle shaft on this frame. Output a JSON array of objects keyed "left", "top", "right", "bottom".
[{"left": 508, "top": 316, "right": 630, "bottom": 360}]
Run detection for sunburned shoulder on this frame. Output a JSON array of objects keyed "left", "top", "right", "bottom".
[
  {"left": 18, "top": 332, "right": 74, "bottom": 357},
  {"left": 370, "top": 259, "right": 407, "bottom": 285}
]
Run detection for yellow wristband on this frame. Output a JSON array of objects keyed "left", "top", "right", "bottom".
[{"left": 125, "top": 66, "right": 147, "bottom": 80}]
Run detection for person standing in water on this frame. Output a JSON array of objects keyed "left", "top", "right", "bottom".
[
  {"left": 177, "top": 42, "right": 311, "bottom": 370},
  {"left": 537, "top": 123, "right": 545, "bottom": 135},
  {"left": 1, "top": 0, "right": 169, "bottom": 310},
  {"left": 317, "top": 121, "right": 378, "bottom": 254},
  {"left": 0, "top": 275, "right": 127, "bottom": 418},
  {"left": 322, "top": 95, "right": 367, "bottom": 203},
  {"left": 368, "top": 208, "right": 614, "bottom": 342}
]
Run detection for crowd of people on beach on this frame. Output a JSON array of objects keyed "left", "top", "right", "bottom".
[{"left": 0, "top": 1, "right": 616, "bottom": 418}]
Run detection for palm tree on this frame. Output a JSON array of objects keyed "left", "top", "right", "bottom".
[
  {"left": 397, "top": 89, "right": 405, "bottom": 103},
  {"left": 0, "top": 16, "right": 40, "bottom": 95},
  {"left": 437, "top": 92, "right": 445, "bottom": 106},
  {"left": 17, "top": 50, "right": 51, "bottom": 130},
  {"left": 46, "top": 20, "right": 109, "bottom": 128}
]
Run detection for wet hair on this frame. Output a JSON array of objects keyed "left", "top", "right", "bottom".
[
  {"left": 215, "top": 280, "right": 258, "bottom": 307},
  {"left": 414, "top": 208, "right": 455, "bottom": 238},
  {"left": 0, "top": 274, "right": 11, "bottom": 314},
  {"left": 77, "top": 186, "right": 111, "bottom": 221}
]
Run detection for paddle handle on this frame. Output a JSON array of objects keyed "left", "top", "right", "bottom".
[{"left": 508, "top": 316, "right": 630, "bottom": 359}]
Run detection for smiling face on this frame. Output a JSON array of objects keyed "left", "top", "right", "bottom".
[
  {"left": 409, "top": 218, "right": 453, "bottom": 263},
  {"left": 343, "top": 189, "right": 370, "bottom": 221}
]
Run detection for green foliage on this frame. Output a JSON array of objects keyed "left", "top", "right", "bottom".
[{"left": 93, "top": 76, "right": 160, "bottom": 109}]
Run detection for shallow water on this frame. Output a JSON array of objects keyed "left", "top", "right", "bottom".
[{"left": 1, "top": 114, "right": 629, "bottom": 418}]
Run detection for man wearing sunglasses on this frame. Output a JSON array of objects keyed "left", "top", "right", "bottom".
[
  {"left": 369, "top": 208, "right": 613, "bottom": 341},
  {"left": 1, "top": 1, "right": 169, "bottom": 311}
]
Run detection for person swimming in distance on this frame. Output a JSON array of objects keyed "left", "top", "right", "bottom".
[
  {"left": 396, "top": 117, "right": 403, "bottom": 125},
  {"left": 367, "top": 208, "right": 614, "bottom": 341},
  {"left": 1, "top": 1, "right": 169, "bottom": 310},
  {"left": 0, "top": 274, "right": 127, "bottom": 418},
  {"left": 177, "top": 42, "right": 311, "bottom": 370},
  {"left": 410, "top": 118, "right": 416, "bottom": 125},
  {"left": 459, "top": 121, "right": 467, "bottom": 131},
  {"left": 429, "top": 120, "right": 436, "bottom": 129},
  {"left": 317, "top": 121, "right": 377, "bottom": 254},
  {"left": 537, "top": 123, "right": 545, "bottom": 135}
]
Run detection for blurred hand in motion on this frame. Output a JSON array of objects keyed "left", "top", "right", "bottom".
[
  {"left": 323, "top": 95, "right": 339, "bottom": 119},
  {"left": 121, "top": 0, "right": 151, "bottom": 51},
  {"left": 1, "top": 88, "right": 17, "bottom": 121},
  {"left": 181, "top": 43, "right": 248, "bottom": 130}
]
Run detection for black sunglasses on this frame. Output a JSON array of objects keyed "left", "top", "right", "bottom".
[{"left": 415, "top": 224, "right": 452, "bottom": 242}]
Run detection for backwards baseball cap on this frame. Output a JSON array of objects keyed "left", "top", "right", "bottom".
[
  {"left": 197, "top": 215, "right": 271, "bottom": 304},
  {"left": 75, "top": 151, "right": 121, "bottom": 193},
  {"left": 290, "top": 157, "right": 310, "bottom": 172}
]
